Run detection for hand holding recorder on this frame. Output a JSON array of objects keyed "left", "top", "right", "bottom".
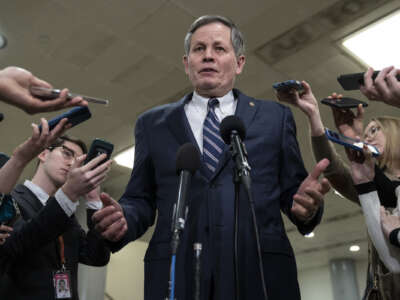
[{"left": 0, "top": 66, "right": 87, "bottom": 114}]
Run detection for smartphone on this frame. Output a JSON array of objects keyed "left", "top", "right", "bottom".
[
  {"left": 325, "top": 128, "right": 379, "bottom": 156},
  {"left": 30, "top": 86, "right": 109, "bottom": 105},
  {"left": 38, "top": 106, "right": 91, "bottom": 132},
  {"left": 84, "top": 138, "right": 114, "bottom": 166},
  {"left": 321, "top": 97, "right": 368, "bottom": 109},
  {"left": 272, "top": 80, "right": 304, "bottom": 93},
  {"left": 0, "top": 194, "right": 18, "bottom": 225},
  {"left": 337, "top": 71, "right": 400, "bottom": 91}
]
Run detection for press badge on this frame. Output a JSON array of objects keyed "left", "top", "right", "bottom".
[{"left": 53, "top": 270, "right": 72, "bottom": 299}]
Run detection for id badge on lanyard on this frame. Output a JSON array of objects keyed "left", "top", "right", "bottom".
[{"left": 53, "top": 236, "right": 72, "bottom": 299}]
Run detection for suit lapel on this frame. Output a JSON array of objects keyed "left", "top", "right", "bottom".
[
  {"left": 209, "top": 89, "right": 259, "bottom": 181},
  {"left": 165, "top": 93, "right": 199, "bottom": 148},
  {"left": 12, "top": 184, "right": 44, "bottom": 217}
]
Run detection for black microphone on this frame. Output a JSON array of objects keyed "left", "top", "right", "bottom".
[
  {"left": 171, "top": 143, "right": 201, "bottom": 254},
  {"left": 0, "top": 113, "right": 4, "bottom": 122},
  {"left": 220, "top": 116, "right": 251, "bottom": 191}
]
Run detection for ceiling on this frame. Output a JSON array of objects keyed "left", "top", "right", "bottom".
[{"left": 1, "top": 0, "right": 399, "bottom": 271}]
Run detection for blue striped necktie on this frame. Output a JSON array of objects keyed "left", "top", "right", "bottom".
[{"left": 203, "top": 98, "right": 225, "bottom": 177}]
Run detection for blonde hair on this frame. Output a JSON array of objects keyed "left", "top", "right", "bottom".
[{"left": 370, "top": 116, "right": 400, "bottom": 171}]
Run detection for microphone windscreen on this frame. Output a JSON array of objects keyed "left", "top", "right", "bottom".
[
  {"left": 176, "top": 143, "right": 201, "bottom": 175},
  {"left": 220, "top": 116, "right": 246, "bottom": 144},
  {"left": 0, "top": 113, "right": 3, "bottom": 122}
]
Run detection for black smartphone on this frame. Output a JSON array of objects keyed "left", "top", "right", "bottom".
[
  {"left": 272, "top": 80, "right": 304, "bottom": 93},
  {"left": 84, "top": 138, "right": 114, "bottom": 166},
  {"left": 30, "top": 86, "right": 109, "bottom": 105},
  {"left": 321, "top": 97, "right": 368, "bottom": 109},
  {"left": 0, "top": 153, "right": 18, "bottom": 225},
  {"left": 337, "top": 71, "right": 400, "bottom": 91},
  {"left": 38, "top": 106, "right": 91, "bottom": 132},
  {"left": 325, "top": 128, "right": 379, "bottom": 156}
]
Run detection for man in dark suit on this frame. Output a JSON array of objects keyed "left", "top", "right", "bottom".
[
  {"left": 0, "top": 135, "right": 112, "bottom": 300},
  {"left": 94, "top": 15, "right": 330, "bottom": 299}
]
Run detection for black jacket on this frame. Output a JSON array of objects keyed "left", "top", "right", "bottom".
[{"left": 0, "top": 184, "right": 110, "bottom": 300}]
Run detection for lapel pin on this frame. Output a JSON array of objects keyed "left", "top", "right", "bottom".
[{"left": 249, "top": 102, "right": 255, "bottom": 107}]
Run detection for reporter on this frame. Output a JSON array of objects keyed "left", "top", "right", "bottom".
[
  {"left": 360, "top": 66, "right": 400, "bottom": 108},
  {"left": 0, "top": 66, "right": 87, "bottom": 114},
  {"left": 277, "top": 81, "right": 400, "bottom": 299},
  {"left": 0, "top": 135, "right": 112, "bottom": 300}
]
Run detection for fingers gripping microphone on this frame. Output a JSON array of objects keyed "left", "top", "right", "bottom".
[
  {"left": 171, "top": 143, "right": 201, "bottom": 254},
  {"left": 220, "top": 116, "right": 251, "bottom": 192}
]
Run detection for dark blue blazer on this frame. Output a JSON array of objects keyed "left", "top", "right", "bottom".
[{"left": 113, "top": 89, "right": 322, "bottom": 300}]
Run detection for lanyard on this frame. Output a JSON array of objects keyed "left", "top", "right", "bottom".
[{"left": 58, "top": 236, "right": 66, "bottom": 271}]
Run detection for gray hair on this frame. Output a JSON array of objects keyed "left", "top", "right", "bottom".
[{"left": 184, "top": 15, "right": 245, "bottom": 57}]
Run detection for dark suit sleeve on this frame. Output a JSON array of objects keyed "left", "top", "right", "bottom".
[
  {"left": 0, "top": 197, "right": 70, "bottom": 270},
  {"left": 108, "top": 115, "right": 157, "bottom": 252},
  {"left": 76, "top": 209, "right": 110, "bottom": 266},
  {"left": 278, "top": 106, "right": 323, "bottom": 234}
]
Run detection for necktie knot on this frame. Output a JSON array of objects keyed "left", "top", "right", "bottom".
[{"left": 208, "top": 98, "right": 219, "bottom": 109}]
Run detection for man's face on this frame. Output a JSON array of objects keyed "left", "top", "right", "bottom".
[
  {"left": 183, "top": 22, "right": 245, "bottom": 98},
  {"left": 39, "top": 140, "right": 83, "bottom": 187}
]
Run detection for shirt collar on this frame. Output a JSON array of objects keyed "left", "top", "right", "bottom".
[
  {"left": 24, "top": 180, "right": 49, "bottom": 206},
  {"left": 192, "top": 90, "right": 236, "bottom": 114}
]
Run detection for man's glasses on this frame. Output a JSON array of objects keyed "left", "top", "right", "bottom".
[{"left": 48, "top": 145, "right": 77, "bottom": 161}]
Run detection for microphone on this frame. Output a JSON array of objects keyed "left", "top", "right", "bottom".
[
  {"left": 0, "top": 113, "right": 4, "bottom": 122},
  {"left": 220, "top": 116, "right": 251, "bottom": 191},
  {"left": 171, "top": 143, "right": 201, "bottom": 254}
]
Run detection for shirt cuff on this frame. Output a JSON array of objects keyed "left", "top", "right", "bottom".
[
  {"left": 86, "top": 201, "right": 102, "bottom": 210},
  {"left": 55, "top": 188, "right": 79, "bottom": 217},
  {"left": 354, "top": 181, "right": 376, "bottom": 195}
]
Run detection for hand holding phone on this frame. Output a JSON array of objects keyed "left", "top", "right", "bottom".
[
  {"left": 321, "top": 97, "right": 368, "bottom": 109},
  {"left": 30, "top": 86, "right": 109, "bottom": 105},
  {"left": 38, "top": 106, "right": 91, "bottom": 132},
  {"left": 273, "top": 80, "right": 304, "bottom": 93},
  {"left": 325, "top": 128, "right": 379, "bottom": 156},
  {"left": 84, "top": 138, "right": 114, "bottom": 166},
  {"left": 337, "top": 71, "right": 400, "bottom": 91}
]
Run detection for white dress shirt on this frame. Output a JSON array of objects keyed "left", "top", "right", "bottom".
[
  {"left": 23, "top": 180, "right": 102, "bottom": 216},
  {"left": 184, "top": 90, "right": 237, "bottom": 153}
]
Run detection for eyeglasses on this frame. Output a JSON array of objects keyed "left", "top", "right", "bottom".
[
  {"left": 364, "top": 125, "right": 381, "bottom": 140},
  {"left": 48, "top": 145, "right": 77, "bottom": 161}
]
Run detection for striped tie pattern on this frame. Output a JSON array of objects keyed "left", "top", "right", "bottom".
[{"left": 203, "top": 98, "right": 225, "bottom": 177}]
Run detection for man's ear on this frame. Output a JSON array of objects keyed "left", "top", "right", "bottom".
[
  {"left": 235, "top": 55, "right": 246, "bottom": 75},
  {"left": 183, "top": 55, "right": 189, "bottom": 75},
  {"left": 37, "top": 149, "right": 50, "bottom": 163}
]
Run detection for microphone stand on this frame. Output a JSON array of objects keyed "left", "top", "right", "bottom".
[
  {"left": 229, "top": 131, "right": 268, "bottom": 300},
  {"left": 166, "top": 172, "right": 191, "bottom": 300}
]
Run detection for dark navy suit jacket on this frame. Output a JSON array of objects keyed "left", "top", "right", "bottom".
[{"left": 112, "top": 89, "right": 322, "bottom": 300}]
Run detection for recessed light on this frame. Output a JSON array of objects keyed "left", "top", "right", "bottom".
[
  {"left": 342, "top": 9, "right": 400, "bottom": 69},
  {"left": 0, "top": 34, "right": 7, "bottom": 49},
  {"left": 349, "top": 245, "right": 360, "bottom": 252},
  {"left": 304, "top": 232, "right": 315, "bottom": 238},
  {"left": 114, "top": 146, "right": 135, "bottom": 169}
]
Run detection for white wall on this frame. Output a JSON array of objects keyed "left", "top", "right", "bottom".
[
  {"left": 105, "top": 240, "right": 148, "bottom": 300},
  {"left": 298, "top": 259, "right": 368, "bottom": 300}
]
